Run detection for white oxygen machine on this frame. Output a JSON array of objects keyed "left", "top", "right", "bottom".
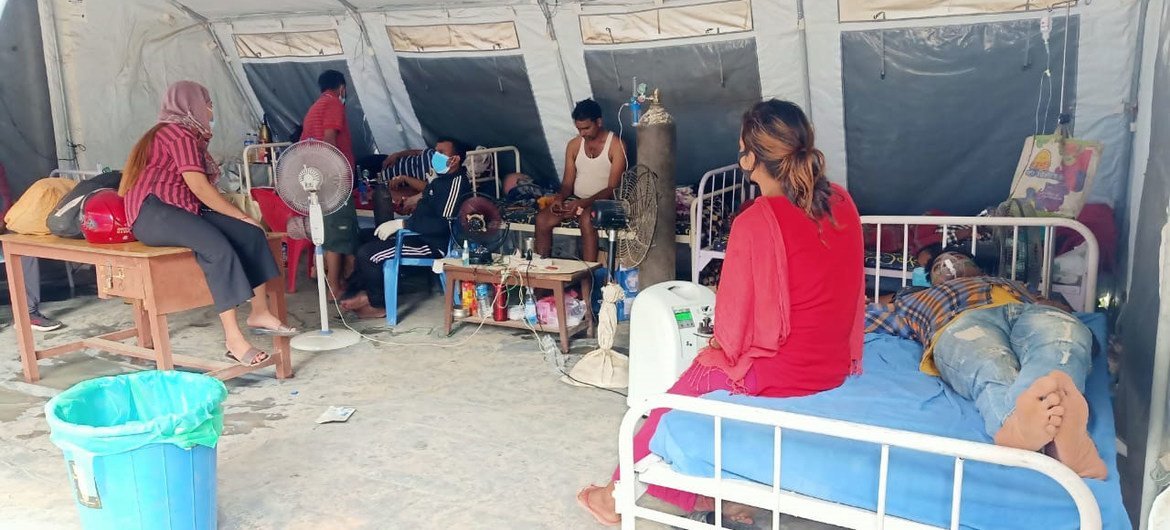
[{"left": 626, "top": 281, "right": 716, "bottom": 408}]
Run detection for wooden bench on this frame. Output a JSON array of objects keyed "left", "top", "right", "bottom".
[{"left": 1, "top": 233, "right": 293, "bottom": 383}]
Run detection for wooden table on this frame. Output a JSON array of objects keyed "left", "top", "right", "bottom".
[
  {"left": 441, "top": 259, "right": 600, "bottom": 353},
  {"left": 1, "top": 233, "right": 293, "bottom": 383}
]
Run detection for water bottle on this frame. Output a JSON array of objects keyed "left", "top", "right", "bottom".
[
  {"left": 524, "top": 288, "right": 538, "bottom": 326},
  {"left": 243, "top": 133, "right": 258, "bottom": 163},
  {"left": 476, "top": 284, "right": 492, "bottom": 318},
  {"left": 462, "top": 240, "right": 471, "bottom": 267}
]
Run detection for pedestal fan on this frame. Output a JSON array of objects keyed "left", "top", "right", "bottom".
[
  {"left": 562, "top": 165, "right": 658, "bottom": 389},
  {"left": 274, "top": 140, "right": 362, "bottom": 351}
]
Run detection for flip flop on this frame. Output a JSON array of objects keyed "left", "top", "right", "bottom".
[
  {"left": 249, "top": 325, "right": 299, "bottom": 337},
  {"left": 672, "top": 511, "right": 768, "bottom": 530},
  {"left": 225, "top": 347, "right": 269, "bottom": 367},
  {"left": 576, "top": 485, "right": 620, "bottom": 527}
]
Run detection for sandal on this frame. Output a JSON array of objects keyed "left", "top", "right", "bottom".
[
  {"left": 249, "top": 325, "right": 299, "bottom": 337},
  {"left": 576, "top": 485, "right": 620, "bottom": 527},
  {"left": 225, "top": 347, "right": 269, "bottom": 366},
  {"left": 672, "top": 510, "right": 769, "bottom": 530}
]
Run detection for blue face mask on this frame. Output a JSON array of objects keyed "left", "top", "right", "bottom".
[
  {"left": 431, "top": 151, "right": 451, "bottom": 174},
  {"left": 208, "top": 119, "right": 215, "bottom": 131}
]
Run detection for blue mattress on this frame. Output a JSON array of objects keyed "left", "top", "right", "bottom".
[{"left": 650, "top": 313, "right": 1129, "bottom": 529}]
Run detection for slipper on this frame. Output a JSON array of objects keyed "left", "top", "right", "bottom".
[
  {"left": 225, "top": 347, "right": 269, "bottom": 367},
  {"left": 672, "top": 511, "right": 768, "bottom": 530},
  {"left": 249, "top": 325, "right": 299, "bottom": 337},
  {"left": 576, "top": 485, "right": 620, "bottom": 527}
]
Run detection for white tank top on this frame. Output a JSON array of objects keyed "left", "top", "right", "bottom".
[{"left": 573, "top": 132, "right": 614, "bottom": 198}]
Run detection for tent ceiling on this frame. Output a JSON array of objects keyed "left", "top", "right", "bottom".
[{"left": 173, "top": 0, "right": 537, "bottom": 20}]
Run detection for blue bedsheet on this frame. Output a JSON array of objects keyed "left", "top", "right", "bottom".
[{"left": 650, "top": 313, "right": 1129, "bottom": 529}]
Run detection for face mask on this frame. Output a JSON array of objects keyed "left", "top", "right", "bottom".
[
  {"left": 340, "top": 96, "right": 347, "bottom": 105},
  {"left": 431, "top": 151, "right": 451, "bottom": 174},
  {"left": 208, "top": 119, "right": 215, "bottom": 131}
]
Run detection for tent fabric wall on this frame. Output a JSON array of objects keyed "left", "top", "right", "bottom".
[
  {"left": 45, "top": 0, "right": 255, "bottom": 170},
  {"left": 805, "top": 1, "right": 1141, "bottom": 208},
  {"left": 841, "top": 18, "right": 1079, "bottom": 216},
  {"left": 1120, "top": 0, "right": 1170, "bottom": 524},
  {"left": 241, "top": 59, "right": 377, "bottom": 158},
  {"left": 583, "top": 38, "right": 763, "bottom": 186},
  {"left": 0, "top": 0, "right": 57, "bottom": 195}
]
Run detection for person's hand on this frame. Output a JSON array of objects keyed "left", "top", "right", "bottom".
[
  {"left": 382, "top": 154, "right": 399, "bottom": 169},
  {"left": 374, "top": 219, "right": 405, "bottom": 241},
  {"left": 548, "top": 195, "right": 566, "bottom": 214},
  {"left": 402, "top": 194, "right": 421, "bottom": 214},
  {"left": 708, "top": 337, "right": 721, "bottom": 350},
  {"left": 559, "top": 199, "right": 582, "bottom": 218}
]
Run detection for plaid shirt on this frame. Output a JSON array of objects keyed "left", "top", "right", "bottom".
[{"left": 865, "top": 276, "right": 1038, "bottom": 373}]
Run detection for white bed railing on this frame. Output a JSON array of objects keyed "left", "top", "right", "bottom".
[
  {"left": 464, "top": 145, "right": 519, "bottom": 199},
  {"left": 617, "top": 394, "right": 1103, "bottom": 530},
  {"left": 242, "top": 142, "right": 291, "bottom": 192},
  {"left": 49, "top": 169, "right": 101, "bottom": 181},
  {"left": 861, "top": 215, "right": 1098, "bottom": 312},
  {"left": 690, "top": 164, "right": 757, "bottom": 283},
  {"left": 621, "top": 215, "right": 1103, "bottom": 530}
]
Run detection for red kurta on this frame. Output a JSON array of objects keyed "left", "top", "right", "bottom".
[{"left": 697, "top": 183, "right": 866, "bottom": 397}]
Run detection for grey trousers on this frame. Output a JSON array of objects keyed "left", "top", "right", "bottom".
[{"left": 20, "top": 256, "right": 38, "bottom": 312}]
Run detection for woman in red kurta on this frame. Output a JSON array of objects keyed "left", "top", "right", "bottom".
[{"left": 578, "top": 100, "right": 866, "bottom": 526}]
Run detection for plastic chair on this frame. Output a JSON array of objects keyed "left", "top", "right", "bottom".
[
  {"left": 250, "top": 187, "right": 313, "bottom": 293},
  {"left": 382, "top": 229, "right": 451, "bottom": 326}
]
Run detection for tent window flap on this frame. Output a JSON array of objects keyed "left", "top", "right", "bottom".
[
  {"left": 235, "top": 30, "right": 344, "bottom": 59},
  {"left": 387, "top": 22, "right": 520, "bottom": 53},
  {"left": 580, "top": 0, "right": 753, "bottom": 45},
  {"left": 839, "top": 0, "right": 1079, "bottom": 23}
]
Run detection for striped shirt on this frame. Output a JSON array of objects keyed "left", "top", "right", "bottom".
[
  {"left": 865, "top": 276, "right": 1037, "bottom": 375},
  {"left": 124, "top": 123, "right": 210, "bottom": 226},
  {"left": 301, "top": 92, "right": 354, "bottom": 168},
  {"left": 387, "top": 148, "right": 436, "bottom": 181}
]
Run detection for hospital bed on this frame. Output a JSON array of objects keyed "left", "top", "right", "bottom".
[{"left": 617, "top": 215, "right": 1126, "bottom": 530}]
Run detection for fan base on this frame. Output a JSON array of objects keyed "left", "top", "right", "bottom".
[{"left": 290, "top": 329, "right": 362, "bottom": 352}]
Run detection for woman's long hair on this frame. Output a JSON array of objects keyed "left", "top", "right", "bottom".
[
  {"left": 740, "top": 99, "right": 834, "bottom": 221},
  {"left": 118, "top": 124, "right": 166, "bottom": 196}
]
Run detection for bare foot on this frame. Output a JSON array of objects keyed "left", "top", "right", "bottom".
[
  {"left": 691, "top": 496, "right": 758, "bottom": 525},
  {"left": 352, "top": 305, "right": 386, "bottom": 320},
  {"left": 577, "top": 482, "right": 619, "bottom": 526},
  {"left": 994, "top": 375, "right": 1064, "bottom": 451},
  {"left": 341, "top": 292, "right": 371, "bottom": 311},
  {"left": 1046, "top": 371, "right": 1107, "bottom": 479}
]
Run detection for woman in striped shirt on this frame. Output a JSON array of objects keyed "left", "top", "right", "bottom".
[{"left": 119, "top": 81, "right": 296, "bottom": 366}]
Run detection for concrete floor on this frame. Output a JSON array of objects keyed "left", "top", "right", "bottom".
[{"left": 0, "top": 271, "right": 837, "bottom": 530}]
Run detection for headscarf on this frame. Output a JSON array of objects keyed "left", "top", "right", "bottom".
[{"left": 157, "top": 81, "right": 220, "bottom": 180}]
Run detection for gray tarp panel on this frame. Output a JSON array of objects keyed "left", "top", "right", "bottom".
[
  {"left": 396, "top": 55, "right": 555, "bottom": 185},
  {"left": 242, "top": 60, "right": 376, "bottom": 161},
  {"left": 0, "top": 0, "right": 57, "bottom": 196},
  {"left": 584, "top": 38, "right": 762, "bottom": 187},
  {"left": 1118, "top": 0, "right": 1170, "bottom": 522},
  {"left": 842, "top": 18, "right": 1079, "bottom": 215}
]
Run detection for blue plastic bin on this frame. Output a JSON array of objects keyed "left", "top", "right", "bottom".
[{"left": 45, "top": 371, "right": 228, "bottom": 530}]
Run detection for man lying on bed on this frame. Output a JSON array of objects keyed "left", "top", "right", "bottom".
[{"left": 866, "top": 248, "right": 1106, "bottom": 479}]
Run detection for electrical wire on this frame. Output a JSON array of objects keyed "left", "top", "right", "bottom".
[{"left": 322, "top": 252, "right": 626, "bottom": 398}]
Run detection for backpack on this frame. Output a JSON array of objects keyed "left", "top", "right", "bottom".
[{"left": 47, "top": 171, "right": 122, "bottom": 239}]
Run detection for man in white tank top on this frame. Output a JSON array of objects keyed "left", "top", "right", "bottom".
[{"left": 535, "top": 99, "right": 627, "bottom": 262}]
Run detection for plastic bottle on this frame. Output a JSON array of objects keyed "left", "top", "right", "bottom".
[
  {"left": 461, "top": 281, "right": 477, "bottom": 315},
  {"left": 524, "top": 288, "right": 538, "bottom": 326},
  {"left": 475, "top": 284, "right": 491, "bottom": 318},
  {"left": 462, "top": 240, "right": 471, "bottom": 267}
]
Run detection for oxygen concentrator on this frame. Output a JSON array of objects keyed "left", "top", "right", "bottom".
[{"left": 626, "top": 281, "right": 716, "bottom": 408}]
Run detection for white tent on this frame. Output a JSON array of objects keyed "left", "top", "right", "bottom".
[{"left": 4, "top": 0, "right": 1170, "bottom": 526}]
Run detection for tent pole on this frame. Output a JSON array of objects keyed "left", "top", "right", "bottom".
[
  {"left": 334, "top": 0, "right": 412, "bottom": 150},
  {"left": 167, "top": 0, "right": 262, "bottom": 124},
  {"left": 539, "top": 0, "right": 577, "bottom": 113},
  {"left": 36, "top": 0, "right": 77, "bottom": 169},
  {"left": 796, "top": 0, "right": 814, "bottom": 117}
]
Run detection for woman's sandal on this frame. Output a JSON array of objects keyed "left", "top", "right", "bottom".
[
  {"left": 248, "top": 325, "right": 298, "bottom": 337},
  {"left": 225, "top": 347, "right": 269, "bottom": 367},
  {"left": 576, "top": 485, "right": 620, "bottom": 527}
]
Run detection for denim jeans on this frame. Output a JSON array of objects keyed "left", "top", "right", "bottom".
[{"left": 933, "top": 303, "right": 1093, "bottom": 438}]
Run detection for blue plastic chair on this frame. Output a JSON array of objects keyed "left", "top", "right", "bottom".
[{"left": 382, "top": 229, "right": 451, "bottom": 326}]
